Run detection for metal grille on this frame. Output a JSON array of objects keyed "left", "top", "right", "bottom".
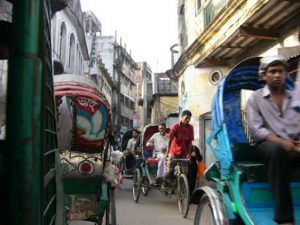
[
  {"left": 42, "top": 0, "right": 58, "bottom": 224},
  {"left": 241, "top": 110, "right": 254, "bottom": 143}
]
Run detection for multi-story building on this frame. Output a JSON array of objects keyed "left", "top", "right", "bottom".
[
  {"left": 83, "top": 11, "right": 113, "bottom": 106},
  {"left": 51, "top": 0, "right": 89, "bottom": 75},
  {"left": 0, "top": 0, "right": 12, "bottom": 126},
  {"left": 150, "top": 72, "right": 178, "bottom": 125},
  {"left": 172, "top": 0, "right": 300, "bottom": 165},
  {"left": 135, "top": 62, "right": 153, "bottom": 129},
  {"left": 84, "top": 32, "right": 137, "bottom": 133}
]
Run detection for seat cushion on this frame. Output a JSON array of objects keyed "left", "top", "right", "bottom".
[{"left": 148, "top": 157, "right": 158, "bottom": 167}]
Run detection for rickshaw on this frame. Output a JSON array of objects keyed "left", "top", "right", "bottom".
[
  {"left": 191, "top": 57, "right": 300, "bottom": 225},
  {"left": 120, "top": 129, "right": 141, "bottom": 176},
  {"left": 132, "top": 124, "right": 191, "bottom": 218},
  {"left": 54, "top": 74, "right": 118, "bottom": 225}
]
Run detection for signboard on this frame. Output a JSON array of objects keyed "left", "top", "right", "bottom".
[{"left": 133, "top": 114, "right": 141, "bottom": 128}]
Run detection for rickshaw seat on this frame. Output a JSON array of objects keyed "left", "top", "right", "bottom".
[
  {"left": 143, "top": 149, "right": 158, "bottom": 167},
  {"left": 231, "top": 142, "right": 266, "bottom": 182},
  {"left": 148, "top": 157, "right": 158, "bottom": 167},
  {"left": 232, "top": 142, "right": 300, "bottom": 182}
]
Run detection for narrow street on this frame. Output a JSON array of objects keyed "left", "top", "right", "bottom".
[{"left": 115, "top": 178, "right": 197, "bottom": 225}]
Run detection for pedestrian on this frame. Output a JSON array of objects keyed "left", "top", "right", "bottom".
[
  {"left": 165, "top": 110, "right": 194, "bottom": 180},
  {"left": 146, "top": 122, "right": 169, "bottom": 184},
  {"left": 187, "top": 145, "right": 203, "bottom": 195},
  {"left": 246, "top": 55, "right": 300, "bottom": 225}
]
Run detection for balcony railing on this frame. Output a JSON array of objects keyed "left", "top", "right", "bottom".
[{"left": 203, "top": 0, "right": 228, "bottom": 28}]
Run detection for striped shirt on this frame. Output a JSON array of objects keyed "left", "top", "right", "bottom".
[{"left": 246, "top": 85, "right": 300, "bottom": 142}]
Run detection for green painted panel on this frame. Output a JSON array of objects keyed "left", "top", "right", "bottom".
[
  {"left": 250, "top": 187, "right": 300, "bottom": 202},
  {"left": 63, "top": 178, "right": 102, "bottom": 194}
]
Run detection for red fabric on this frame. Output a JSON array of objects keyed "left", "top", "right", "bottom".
[
  {"left": 148, "top": 157, "right": 158, "bottom": 167},
  {"left": 169, "top": 123, "right": 194, "bottom": 158}
]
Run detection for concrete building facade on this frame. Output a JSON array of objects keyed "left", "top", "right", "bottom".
[
  {"left": 172, "top": 0, "right": 300, "bottom": 165},
  {"left": 0, "top": 0, "right": 12, "bottom": 130},
  {"left": 51, "top": 0, "right": 89, "bottom": 75},
  {"left": 85, "top": 33, "right": 137, "bottom": 133},
  {"left": 135, "top": 62, "right": 153, "bottom": 129},
  {"left": 150, "top": 73, "right": 178, "bottom": 125},
  {"left": 83, "top": 11, "right": 113, "bottom": 106}
]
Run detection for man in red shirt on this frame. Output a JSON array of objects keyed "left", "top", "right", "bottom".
[{"left": 165, "top": 110, "right": 194, "bottom": 179}]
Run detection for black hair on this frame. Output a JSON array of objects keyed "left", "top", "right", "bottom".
[
  {"left": 267, "top": 60, "right": 289, "bottom": 70},
  {"left": 159, "top": 122, "right": 166, "bottom": 127},
  {"left": 181, "top": 110, "right": 192, "bottom": 117},
  {"left": 132, "top": 129, "right": 139, "bottom": 134}
]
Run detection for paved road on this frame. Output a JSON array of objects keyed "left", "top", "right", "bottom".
[{"left": 114, "top": 178, "right": 197, "bottom": 225}]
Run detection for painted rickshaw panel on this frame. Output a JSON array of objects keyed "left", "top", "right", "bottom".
[{"left": 54, "top": 74, "right": 111, "bottom": 154}]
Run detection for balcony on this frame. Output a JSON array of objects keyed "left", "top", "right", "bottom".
[
  {"left": 120, "top": 83, "right": 135, "bottom": 99},
  {"left": 121, "top": 64, "right": 135, "bottom": 83},
  {"left": 120, "top": 104, "right": 134, "bottom": 119}
]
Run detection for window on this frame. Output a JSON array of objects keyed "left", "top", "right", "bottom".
[
  {"left": 90, "top": 74, "right": 98, "bottom": 85},
  {"left": 197, "top": 0, "right": 201, "bottom": 10},
  {"left": 209, "top": 69, "right": 223, "bottom": 85},
  {"left": 59, "top": 22, "right": 66, "bottom": 64},
  {"left": 181, "top": 81, "right": 185, "bottom": 95},
  {"left": 76, "top": 44, "right": 79, "bottom": 74},
  {"left": 69, "top": 34, "right": 75, "bottom": 73}
]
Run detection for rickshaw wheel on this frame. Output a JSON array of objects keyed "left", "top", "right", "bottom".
[
  {"left": 132, "top": 168, "right": 141, "bottom": 202},
  {"left": 177, "top": 174, "right": 190, "bottom": 218},
  {"left": 194, "top": 194, "right": 216, "bottom": 225},
  {"left": 107, "top": 187, "right": 117, "bottom": 225},
  {"left": 142, "top": 177, "right": 150, "bottom": 196}
]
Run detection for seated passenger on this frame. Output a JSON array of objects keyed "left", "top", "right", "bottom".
[
  {"left": 246, "top": 55, "right": 300, "bottom": 225},
  {"left": 124, "top": 129, "right": 140, "bottom": 174},
  {"left": 146, "top": 122, "right": 169, "bottom": 183},
  {"left": 165, "top": 110, "right": 194, "bottom": 181}
]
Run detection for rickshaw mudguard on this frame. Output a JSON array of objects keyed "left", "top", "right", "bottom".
[
  {"left": 97, "top": 181, "right": 108, "bottom": 217},
  {"left": 228, "top": 168, "right": 255, "bottom": 225},
  {"left": 192, "top": 186, "right": 230, "bottom": 225}
]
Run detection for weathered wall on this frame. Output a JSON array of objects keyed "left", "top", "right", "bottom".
[{"left": 151, "top": 95, "right": 178, "bottom": 124}]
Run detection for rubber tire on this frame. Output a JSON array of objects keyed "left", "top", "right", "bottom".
[
  {"left": 177, "top": 174, "right": 190, "bottom": 218},
  {"left": 132, "top": 168, "right": 141, "bottom": 203},
  {"left": 194, "top": 194, "right": 217, "bottom": 225},
  {"left": 142, "top": 177, "right": 150, "bottom": 196},
  {"left": 102, "top": 187, "right": 117, "bottom": 225}
]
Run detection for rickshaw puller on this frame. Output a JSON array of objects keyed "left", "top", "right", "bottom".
[{"left": 165, "top": 110, "right": 194, "bottom": 182}]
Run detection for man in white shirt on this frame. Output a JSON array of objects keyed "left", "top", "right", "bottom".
[
  {"left": 125, "top": 129, "right": 140, "bottom": 174},
  {"left": 146, "top": 123, "right": 169, "bottom": 182}
]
